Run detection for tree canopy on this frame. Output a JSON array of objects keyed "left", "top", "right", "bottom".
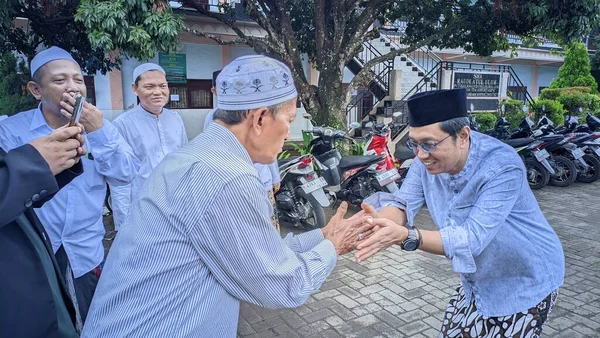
[{"left": 550, "top": 42, "right": 598, "bottom": 92}]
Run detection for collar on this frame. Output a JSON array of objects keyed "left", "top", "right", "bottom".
[
  {"left": 203, "top": 122, "right": 253, "bottom": 166},
  {"left": 29, "top": 104, "right": 52, "bottom": 132},
  {"left": 135, "top": 104, "right": 164, "bottom": 118}
]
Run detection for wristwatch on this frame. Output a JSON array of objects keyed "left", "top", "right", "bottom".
[{"left": 400, "top": 226, "right": 422, "bottom": 251}]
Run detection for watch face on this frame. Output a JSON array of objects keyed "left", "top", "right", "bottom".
[{"left": 402, "top": 239, "right": 419, "bottom": 251}]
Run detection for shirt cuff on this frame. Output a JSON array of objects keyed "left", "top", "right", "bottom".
[
  {"left": 310, "top": 238, "right": 338, "bottom": 271},
  {"left": 363, "top": 192, "right": 407, "bottom": 211},
  {"left": 285, "top": 229, "right": 325, "bottom": 252},
  {"left": 439, "top": 221, "right": 477, "bottom": 274},
  {"left": 86, "top": 120, "right": 113, "bottom": 147}
]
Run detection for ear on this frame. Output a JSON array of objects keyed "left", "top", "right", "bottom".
[
  {"left": 27, "top": 81, "right": 42, "bottom": 100},
  {"left": 248, "top": 107, "right": 268, "bottom": 135},
  {"left": 210, "top": 87, "right": 217, "bottom": 95},
  {"left": 131, "top": 83, "right": 139, "bottom": 97},
  {"left": 459, "top": 126, "right": 471, "bottom": 147}
]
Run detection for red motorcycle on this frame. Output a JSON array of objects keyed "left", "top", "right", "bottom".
[{"left": 362, "top": 122, "right": 404, "bottom": 190}]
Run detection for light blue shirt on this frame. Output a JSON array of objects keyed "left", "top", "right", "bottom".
[
  {"left": 82, "top": 123, "right": 336, "bottom": 337},
  {"left": 365, "top": 131, "right": 565, "bottom": 317},
  {"left": 110, "top": 105, "right": 188, "bottom": 229},
  {"left": 0, "top": 106, "right": 140, "bottom": 277},
  {"left": 204, "top": 108, "right": 280, "bottom": 190}
]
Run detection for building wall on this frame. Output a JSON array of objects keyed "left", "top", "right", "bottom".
[{"left": 538, "top": 66, "right": 560, "bottom": 92}]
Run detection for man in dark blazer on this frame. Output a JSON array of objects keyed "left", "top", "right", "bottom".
[{"left": 1, "top": 124, "right": 86, "bottom": 337}]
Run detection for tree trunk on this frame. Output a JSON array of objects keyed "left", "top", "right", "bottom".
[{"left": 310, "top": 65, "right": 347, "bottom": 126}]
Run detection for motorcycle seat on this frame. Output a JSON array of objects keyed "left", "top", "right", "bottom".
[
  {"left": 540, "top": 135, "right": 565, "bottom": 142},
  {"left": 503, "top": 138, "right": 534, "bottom": 148},
  {"left": 339, "top": 155, "right": 381, "bottom": 169},
  {"left": 394, "top": 146, "right": 415, "bottom": 161}
]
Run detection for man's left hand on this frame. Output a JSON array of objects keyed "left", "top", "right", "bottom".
[
  {"left": 273, "top": 182, "right": 281, "bottom": 193},
  {"left": 355, "top": 218, "right": 408, "bottom": 263},
  {"left": 60, "top": 93, "right": 104, "bottom": 133}
]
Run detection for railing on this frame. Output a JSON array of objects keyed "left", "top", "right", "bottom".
[
  {"left": 379, "top": 20, "right": 442, "bottom": 75},
  {"left": 386, "top": 61, "right": 535, "bottom": 123},
  {"left": 385, "top": 61, "right": 443, "bottom": 124},
  {"left": 346, "top": 40, "right": 393, "bottom": 123}
]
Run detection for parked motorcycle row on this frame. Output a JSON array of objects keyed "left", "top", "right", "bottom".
[
  {"left": 471, "top": 113, "right": 600, "bottom": 190},
  {"left": 275, "top": 117, "right": 406, "bottom": 230}
]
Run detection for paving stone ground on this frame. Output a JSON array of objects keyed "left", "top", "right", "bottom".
[{"left": 237, "top": 182, "right": 600, "bottom": 338}]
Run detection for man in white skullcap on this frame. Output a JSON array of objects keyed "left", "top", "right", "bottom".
[
  {"left": 203, "top": 69, "right": 282, "bottom": 232},
  {"left": 82, "top": 55, "right": 372, "bottom": 337},
  {"left": 0, "top": 46, "right": 140, "bottom": 324},
  {"left": 108, "top": 63, "right": 188, "bottom": 234}
]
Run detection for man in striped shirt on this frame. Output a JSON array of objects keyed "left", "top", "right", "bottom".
[{"left": 82, "top": 55, "right": 372, "bottom": 337}]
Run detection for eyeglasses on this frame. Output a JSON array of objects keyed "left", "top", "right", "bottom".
[{"left": 406, "top": 134, "right": 451, "bottom": 154}]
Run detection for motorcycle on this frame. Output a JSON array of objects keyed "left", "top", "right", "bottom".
[
  {"left": 307, "top": 124, "right": 401, "bottom": 206},
  {"left": 275, "top": 154, "right": 329, "bottom": 229}
]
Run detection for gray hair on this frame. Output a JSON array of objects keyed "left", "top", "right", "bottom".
[
  {"left": 440, "top": 117, "right": 470, "bottom": 139},
  {"left": 212, "top": 99, "right": 292, "bottom": 125}
]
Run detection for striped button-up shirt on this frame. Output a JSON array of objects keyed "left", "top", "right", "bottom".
[
  {"left": 0, "top": 106, "right": 139, "bottom": 277},
  {"left": 82, "top": 123, "right": 337, "bottom": 338}
]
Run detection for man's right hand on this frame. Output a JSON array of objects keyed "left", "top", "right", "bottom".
[
  {"left": 28, "top": 125, "right": 86, "bottom": 175},
  {"left": 322, "top": 202, "right": 374, "bottom": 255}
]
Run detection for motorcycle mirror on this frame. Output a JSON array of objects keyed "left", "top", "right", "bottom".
[
  {"left": 501, "top": 104, "right": 505, "bottom": 113},
  {"left": 365, "top": 122, "right": 374, "bottom": 128},
  {"left": 522, "top": 105, "right": 528, "bottom": 113},
  {"left": 349, "top": 122, "right": 361, "bottom": 129},
  {"left": 470, "top": 103, "right": 474, "bottom": 112},
  {"left": 392, "top": 112, "right": 403, "bottom": 117}
]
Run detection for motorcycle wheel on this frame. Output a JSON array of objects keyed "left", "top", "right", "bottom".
[
  {"left": 524, "top": 158, "right": 550, "bottom": 190},
  {"left": 549, "top": 155, "right": 577, "bottom": 187},
  {"left": 294, "top": 187, "right": 327, "bottom": 230},
  {"left": 576, "top": 154, "right": 600, "bottom": 183}
]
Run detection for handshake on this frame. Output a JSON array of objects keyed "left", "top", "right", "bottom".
[{"left": 320, "top": 202, "right": 406, "bottom": 263}]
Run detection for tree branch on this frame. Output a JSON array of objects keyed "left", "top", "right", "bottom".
[
  {"left": 314, "top": 0, "right": 326, "bottom": 64},
  {"left": 182, "top": 27, "right": 248, "bottom": 45}
]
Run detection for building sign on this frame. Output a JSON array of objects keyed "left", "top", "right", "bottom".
[
  {"left": 453, "top": 72, "right": 501, "bottom": 97},
  {"left": 159, "top": 52, "right": 187, "bottom": 84}
]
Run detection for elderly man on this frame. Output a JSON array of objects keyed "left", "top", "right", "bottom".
[
  {"left": 356, "top": 89, "right": 564, "bottom": 337},
  {"left": 1, "top": 125, "right": 85, "bottom": 337},
  {"left": 82, "top": 55, "right": 370, "bottom": 337},
  {"left": 203, "top": 69, "right": 282, "bottom": 231},
  {"left": 0, "top": 46, "right": 140, "bottom": 323},
  {"left": 109, "top": 63, "right": 188, "bottom": 232}
]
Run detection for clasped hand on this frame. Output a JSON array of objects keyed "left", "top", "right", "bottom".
[{"left": 323, "top": 202, "right": 407, "bottom": 262}]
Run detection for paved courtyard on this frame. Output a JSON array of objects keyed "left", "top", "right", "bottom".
[{"left": 237, "top": 182, "right": 600, "bottom": 338}]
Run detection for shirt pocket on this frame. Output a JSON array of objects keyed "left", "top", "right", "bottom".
[{"left": 83, "top": 156, "right": 105, "bottom": 191}]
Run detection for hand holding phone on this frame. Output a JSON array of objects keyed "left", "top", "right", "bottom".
[{"left": 69, "top": 93, "right": 85, "bottom": 127}]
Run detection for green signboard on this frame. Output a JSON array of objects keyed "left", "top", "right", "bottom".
[{"left": 158, "top": 52, "right": 187, "bottom": 84}]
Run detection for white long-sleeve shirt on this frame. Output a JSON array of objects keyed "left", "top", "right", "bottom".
[{"left": 110, "top": 105, "right": 188, "bottom": 229}]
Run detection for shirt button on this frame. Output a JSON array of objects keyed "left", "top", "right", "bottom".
[
  {"left": 24, "top": 199, "right": 33, "bottom": 208},
  {"left": 40, "top": 190, "right": 48, "bottom": 197},
  {"left": 454, "top": 190, "right": 458, "bottom": 194},
  {"left": 32, "top": 194, "right": 41, "bottom": 202}
]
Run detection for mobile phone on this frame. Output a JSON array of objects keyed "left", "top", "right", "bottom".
[{"left": 69, "top": 93, "right": 85, "bottom": 127}]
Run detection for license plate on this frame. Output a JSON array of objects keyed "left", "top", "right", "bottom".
[
  {"left": 534, "top": 149, "right": 550, "bottom": 161},
  {"left": 376, "top": 168, "right": 401, "bottom": 186},
  {"left": 301, "top": 176, "right": 327, "bottom": 194},
  {"left": 572, "top": 147, "right": 585, "bottom": 159}
]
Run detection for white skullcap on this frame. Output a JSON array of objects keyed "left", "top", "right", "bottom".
[
  {"left": 217, "top": 55, "right": 297, "bottom": 110},
  {"left": 133, "top": 63, "right": 166, "bottom": 83},
  {"left": 30, "top": 46, "right": 79, "bottom": 76}
]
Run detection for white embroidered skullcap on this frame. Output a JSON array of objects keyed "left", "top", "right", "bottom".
[
  {"left": 217, "top": 55, "right": 297, "bottom": 110},
  {"left": 30, "top": 46, "right": 78, "bottom": 76},
  {"left": 133, "top": 63, "right": 166, "bottom": 83}
]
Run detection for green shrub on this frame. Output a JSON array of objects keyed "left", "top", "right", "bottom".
[
  {"left": 556, "top": 93, "right": 600, "bottom": 117},
  {"left": 532, "top": 99, "right": 566, "bottom": 126},
  {"left": 500, "top": 99, "right": 527, "bottom": 129},
  {"left": 550, "top": 42, "right": 598, "bottom": 92},
  {"left": 0, "top": 52, "right": 37, "bottom": 116},
  {"left": 474, "top": 112, "right": 497, "bottom": 131},
  {"left": 539, "top": 86, "right": 594, "bottom": 101}
]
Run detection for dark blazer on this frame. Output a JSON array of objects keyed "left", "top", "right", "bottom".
[{"left": 0, "top": 144, "right": 83, "bottom": 338}]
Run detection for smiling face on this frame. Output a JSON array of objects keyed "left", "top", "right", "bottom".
[
  {"left": 28, "top": 59, "right": 86, "bottom": 117},
  {"left": 132, "top": 70, "right": 169, "bottom": 115},
  {"left": 408, "top": 122, "right": 470, "bottom": 175}
]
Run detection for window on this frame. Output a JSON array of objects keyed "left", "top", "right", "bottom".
[
  {"left": 168, "top": 80, "right": 213, "bottom": 109},
  {"left": 507, "top": 86, "right": 527, "bottom": 102}
]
